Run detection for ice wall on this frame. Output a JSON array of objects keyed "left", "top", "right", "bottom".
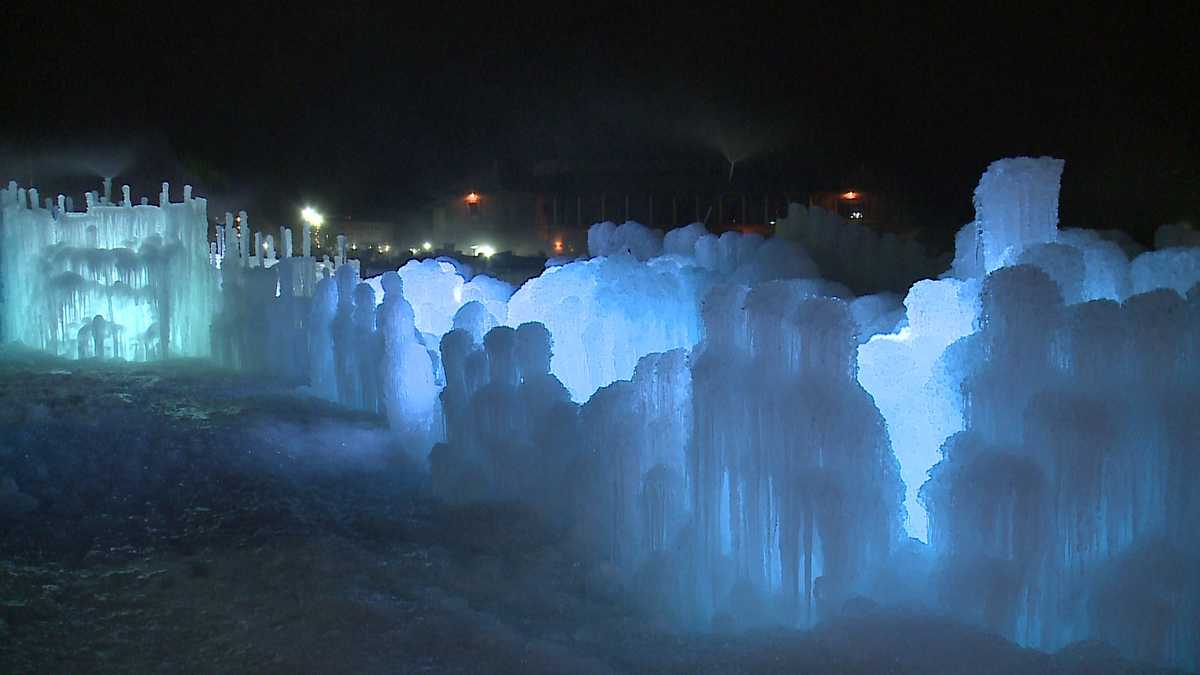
[
  {"left": 508, "top": 224, "right": 819, "bottom": 401},
  {"left": 861, "top": 157, "right": 1200, "bottom": 545},
  {"left": 577, "top": 349, "right": 692, "bottom": 572},
  {"left": 363, "top": 258, "right": 514, "bottom": 339},
  {"left": 210, "top": 211, "right": 323, "bottom": 374},
  {"left": 265, "top": 156, "right": 1198, "bottom": 668},
  {"left": 691, "top": 282, "right": 903, "bottom": 624},
  {"left": 34, "top": 155, "right": 1190, "bottom": 669},
  {"left": 0, "top": 180, "right": 215, "bottom": 360},
  {"left": 506, "top": 254, "right": 709, "bottom": 401},
  {"left": 853, "top": 157, "right": 1200, "bottom": 669},
  {"left": 430, "top": 321, "right": 578, "bottom": 504},
  {"left": 920, "top": 271, "right": 1199, "bottom": 667},
  {"left": 433, "top": 222, "right": 904, "bottom": 627}
]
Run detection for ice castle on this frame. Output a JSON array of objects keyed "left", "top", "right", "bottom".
[{"left": 0, "top": 179, "right": 214, "bottom": 359}]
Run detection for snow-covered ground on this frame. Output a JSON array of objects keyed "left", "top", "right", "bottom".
[{"left": 0, "top": 352, "right": 1185, "bottom": 673}]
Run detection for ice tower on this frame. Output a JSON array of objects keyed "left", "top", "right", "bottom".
[{"left": 973, "top": 157, "right": 1064, "bottom": 272}]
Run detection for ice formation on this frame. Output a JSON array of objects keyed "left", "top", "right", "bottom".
[
  {"left": 506, "top": 254, "right": 709, "bottom": 401},
  {"left": 690, "top": 283, "right": 903, "bottom": 623},
  {"left": 775, "top": 203, "right": 948, "bottom": 292},
  {"left": 211, "top": 208, "right": 326, "bottom": 375},
  {"left": 507, "top": 225, "right": 819, "bottom": 400},
  {"left": 920, "top": 271, "right": 1199, "bottom": 666},
  {"left": 5, "top": 155, "right": 1198, "bottom": 670},
  {"left": 363, "top": 258, "right": 514, "bottom": 339},
  {"left": 0, "top": 180, "right": 214, "bottom": 359},
  {"left": 973, "top": 157, "right": 1065, "bottom": 272},
  {"left": 587, "top": 220, "right": 664, "bottom": 260},
  {"left": 431, "top": 156, "right": 1198, "bottom": 668},
  {"left": 378, "top": 272, "right": 439, "bottom": 455},
  {"left": 857, "top": 278, "right": 979, "bottom": 540}
]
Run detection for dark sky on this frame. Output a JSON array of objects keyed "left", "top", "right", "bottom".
[{"left": 3, "top": 3, "right": 1197, "bottom": 241}]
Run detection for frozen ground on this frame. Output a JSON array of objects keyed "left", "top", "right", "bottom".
[{"left": 0, "top": 351, "right": 1184, "bottom": 673}]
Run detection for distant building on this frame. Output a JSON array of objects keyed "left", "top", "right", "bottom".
[
  {"left": 809, "top": 190, "right": 878, "bottom": 224},
  {"left": 334, "top": 218, "right": 400, "bottom": 252},
  {"left": 417, "top": 158, "right": 812, "bottom": 256}
]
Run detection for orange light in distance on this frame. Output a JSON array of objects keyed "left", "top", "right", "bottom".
[
  {"left": 465, "top": 192, "right": 481, "bottom": 205},
  {"left": 553, "top": 239, "right": 564, "bottom": 252},
  {"left": 841, "top": 191, "right": 860, "bottom": 200}
]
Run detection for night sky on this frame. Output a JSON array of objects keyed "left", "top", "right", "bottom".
[{"left": 3, "top": 3, "right": 1197, "bottom": 244}]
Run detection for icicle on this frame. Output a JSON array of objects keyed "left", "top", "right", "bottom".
[
  {"left": 238, "top": 211, "right": 250, "bottom": 265},
  {"left": 121, "top": 185, "right": 131, "bottom": 207},
  {"left": 223, "top": 213, "right": 236, "bottom": 265},
  {"left": 183, "top": 184, "right": 193, "bottom": 201},
  {"left": 102, "top": 177, "right": 112, "bottom": 205},
  {"left": 302, "top": 222, "right": 312, "bottom": 258},
  {"left": 282, "top": 226, "right": 293, "bottom": 258},
  {"left": 159, "top": 182, "right": 169, "bottom": 206}
]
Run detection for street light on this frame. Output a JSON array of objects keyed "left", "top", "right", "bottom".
[
  {"left": 301, "top": 207, "right": 324, "bottom": 248},
  {"left": 300, "top": 206, "right": 324, "bottom": 228}
]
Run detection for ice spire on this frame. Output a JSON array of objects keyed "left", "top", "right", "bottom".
[{"left": 238, "top": 211, "right": 250, "bottom": 264}]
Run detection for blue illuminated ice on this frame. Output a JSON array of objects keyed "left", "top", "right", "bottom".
[
  {"left": 363, "top": 258, "right": 514, "bottom": 339},
  {"left": 0, "top": 180, "right": 214, "bottom": 359},
  {"left": 973, "top": 157, "right": 1065, "bottom": 272},
  {"left": 508, "top": 222, "right": 819, "bottom": 400},
  {"left": 507, "top": 253, "right": 708, "bottom": 401},
  {"left": 6, "top": 155, "right": 1199, "bottom": 671},
  {"left": 587, "top": 220, "right": 664, "bottom": 260},
  {"left": 378, "top": 271, "right": 439, "bottom": 459},
  {"left": 857, "top": 278, "right": 979, "bottom": 541}
]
